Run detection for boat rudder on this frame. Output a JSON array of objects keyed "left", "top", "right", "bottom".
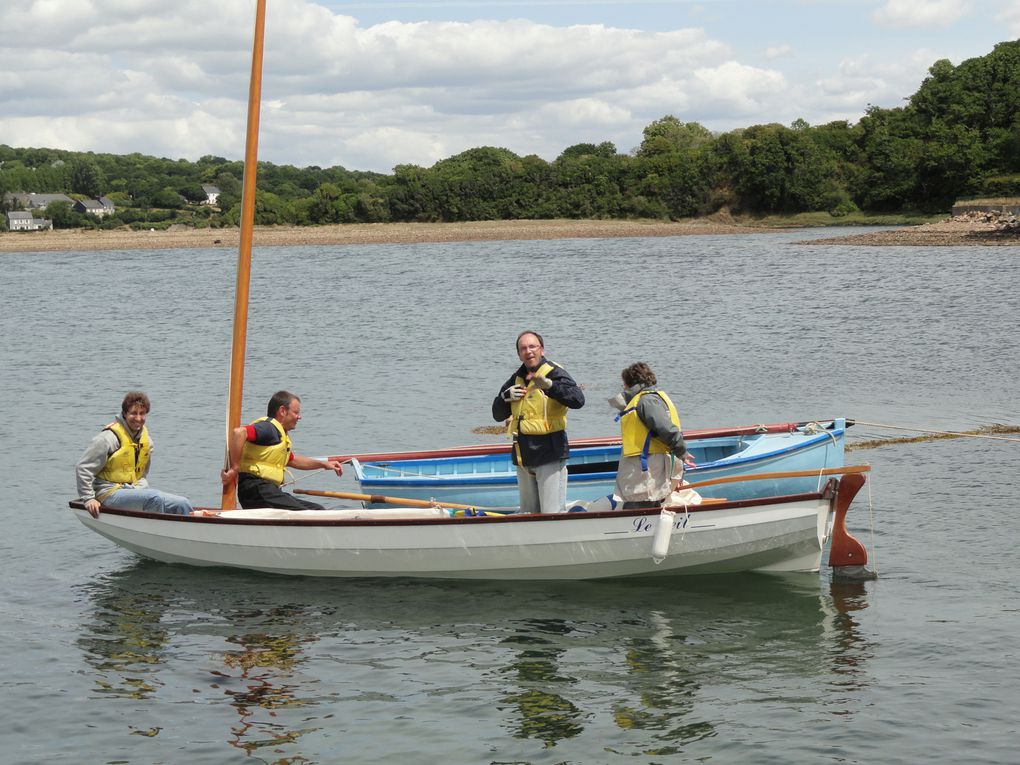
[{"left": 827, "top": 472, "right": 877, "bottom": 580}]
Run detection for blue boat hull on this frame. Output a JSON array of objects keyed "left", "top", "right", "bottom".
[{"left": 352, "top": 420, "right": 847, "bottom": 508}]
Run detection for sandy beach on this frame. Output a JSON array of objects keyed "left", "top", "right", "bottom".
[
  {"left": 2, "top": 215, "right": 1016, "bottom": 252},
  {"left": 0, "top": 219, "right": 768, "bottom": 253}
]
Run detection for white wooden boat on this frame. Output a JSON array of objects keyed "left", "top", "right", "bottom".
[
  {"left": 68, "top": 470, "right": 874, "bottom": 580},
  {"left": 66, "top": 6, "right": 877, "bottom": 584}
]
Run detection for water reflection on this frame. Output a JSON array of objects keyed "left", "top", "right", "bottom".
[
  {"left": 78, "top": 563, "right": 327, "bottom": 760},
  {"left": 823, "top": 578, "right": 874, "bottom": 713},
  {"left": 78, "top": 583, "right": 171, "bottom": 700},
  {"left": 217, "top": 607, "right": 319, "bottom": 756},
  {"left": 77, "top": 562, "right": 875, "bottom": 761},
  {"left": 498, "top": 618, "right": 584, "bottom": 746},
  {"left": 611, "top": 610, "right": 711, "bottom": 755}
]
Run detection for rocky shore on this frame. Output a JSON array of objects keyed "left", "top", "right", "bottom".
[
  {"left": 800, "top": 211, "right": 1020, "bottom": 246},
  {"left": 2, "top": 214, "right": 1017, "bottom": 253}
]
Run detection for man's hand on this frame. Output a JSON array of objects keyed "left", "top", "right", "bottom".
[
  {"left": 84, "top": 499, "right": 101, "bottom": 518},
  {"left": 531, "top": 375, "right": 552, "bottom": 391},
  {"left": 221, "top": 467, "right": 238, "bottom": 487},
  {"left": 324, "top": 459, "right": 344, "bottom": 477},
  {"left": 501, "top": 385, "right": 527, "bottom": 401}
]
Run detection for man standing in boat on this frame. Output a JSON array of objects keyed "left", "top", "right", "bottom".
[
  {"left": 609, "top": 362, "right": 694, "bottom": 507},
  {"left": 492, "top": 331, "right": 585, "bottom": 513},
  {"left": 220, "top": 390, "right": 344, "bottom": 510},
  {"left": 75, "top": 391, "right": 194, "bottom": 518}
]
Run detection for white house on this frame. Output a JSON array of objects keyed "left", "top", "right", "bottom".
[
  {"left": 201, "top": 185, "right": 221, "bottom": 205},
  {"left": 6, "top": 211, "right": 53, "bottom": 231}
]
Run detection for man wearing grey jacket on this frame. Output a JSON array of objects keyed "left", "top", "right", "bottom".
[{"left": 75, "top": 391, "right": 194, "bottom": 518}]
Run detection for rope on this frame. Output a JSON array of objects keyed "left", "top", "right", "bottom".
[
  {"left": 853, "top": 420, "right": 1020, "bottom": 443},
  {"left": 866, "top": 477, "right": 878, "bottom": 575},
  {"left": 279, "top": 458, "right": 352, "bottom": 488}
]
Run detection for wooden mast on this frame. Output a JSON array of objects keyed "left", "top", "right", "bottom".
[{"left": 222, "top": 0, "right": 267, "bottom": 510}]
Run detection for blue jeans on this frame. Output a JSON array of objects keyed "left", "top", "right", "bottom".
[
  {"left": 516, "top": 460, "right": 568, "bottom": 514},
  {"left": 103, "top": 488, "right": 194, "bottom": 516}
]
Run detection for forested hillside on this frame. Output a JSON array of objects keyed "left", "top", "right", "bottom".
[{"left": 2, "top": 40, "right": 1018, "bottom": 230}]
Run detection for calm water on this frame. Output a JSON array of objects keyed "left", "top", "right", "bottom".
[{"left": 1, "top": 231, "right": 1018, "bottom": 764}]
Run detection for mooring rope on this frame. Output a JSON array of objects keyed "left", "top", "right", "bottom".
[
  {"left": 852, "top": 420, "right": 1020, "bottom": 443},
  {"left": 865, "top": 476, "right": 878, "bottom": 575}
]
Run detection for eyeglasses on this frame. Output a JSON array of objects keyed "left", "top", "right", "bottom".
[{"left": 518, "top": 344, "right": 542, "bottom": 351}]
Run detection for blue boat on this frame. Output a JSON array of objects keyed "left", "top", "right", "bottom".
[{"left": 349, "top": 419, "right": 848, "bottom": 508}]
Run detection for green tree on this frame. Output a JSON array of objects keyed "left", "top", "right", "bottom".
[
  {"left": 46, "top": 200, "right": 82, "bottom": 228},
  {"left": 551, "top": 143, "right": 626, "bottom": 219},
  {"left": 150, "top": 187, "right": 185, "bottom": 209},
  {"left": 429, "top": 147, "right": 532, "bottom": 220},
  {"left": 68, "top": 157, "right": 105, "bottom": 197},
  {"left": 852, "top": 107, "right": 923, "bottom": 211},
  {"left": 306, "top": 183, "right": 355, "bottom": 223},
  {"left": 638, "top": 117, "right": 714, "bottom": 156},
  {"left": 387, "top": 164, "right": 439, "bottom": 221}
]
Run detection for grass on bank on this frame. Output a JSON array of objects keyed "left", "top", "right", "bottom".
[{"left": 734, "top": 211, "right": 946, "bottom": 228}]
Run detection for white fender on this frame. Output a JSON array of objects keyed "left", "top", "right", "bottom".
[{"left": 651, "top": 508, "right": 676, "bottom": 563}]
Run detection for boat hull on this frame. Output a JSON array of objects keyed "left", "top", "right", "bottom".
[
  {"left": 351, "top": 420, "right": 847, "bottom": 508},
  {"left": 69, "top": 486, "right": 842, "bottom": 580}
]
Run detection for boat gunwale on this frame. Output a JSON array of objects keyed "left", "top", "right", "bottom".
[
  {"left": 68, "top": 485, "right": 834, "bottom": 528},
  {"left": 352, "top": 428, "right": 844, "bottom": 487},
  {"left": 332, "top": 420, "right": 826, "bottom": 465}
]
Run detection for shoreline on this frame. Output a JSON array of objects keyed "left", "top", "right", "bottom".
[
  {"left": 2, "top": 216, "right": 1016, "bottom": 253},
  {"left": 0, "top": 219, "right": 769, "bottom": 253}
]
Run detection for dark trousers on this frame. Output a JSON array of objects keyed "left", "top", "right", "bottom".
[{"left": 237, "top": 473, "right": 324, "bottom": 510}]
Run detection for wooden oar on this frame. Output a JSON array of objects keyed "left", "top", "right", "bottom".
[
  {"left": 680, "top": 464, "right": 871, "bottom": 492},
  {"left": 295, "top": 488, "right": 504, "bottom": 512}
]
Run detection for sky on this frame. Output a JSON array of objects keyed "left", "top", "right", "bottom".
[{"left": 2, "top": 1, "right": 1018, "bottom": 174}]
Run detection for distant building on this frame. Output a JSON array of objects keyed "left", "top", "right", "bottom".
[
  {"left": 5, "top": 192, "right": 74, "bottom": 209},
  {"left": 201, "top": 185, "right": 221, "bottom": 205},
  {"left": 74, "top": 198, "right": 116, "bottom": 218},
  {"left": 6, "top": 211, "right": 53, "bottom": 231}
]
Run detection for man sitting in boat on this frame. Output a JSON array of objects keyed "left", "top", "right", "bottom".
[
  {"left": 75, "top": 391, "right": 194, "bottom": 518},
  {"left": 220, "top": 390, "right": 344, "bottom": 510},
  {"left": 610, "top": 363, "right": 694, "bottom": 508},
  {"left": 491, "top": 331, "right": 585, "bottom": 513}
]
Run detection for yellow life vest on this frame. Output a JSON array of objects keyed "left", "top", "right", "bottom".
[
  {"left": 238, "top": 417, "right": 292, "bottom": 485},
  {"left": 619, "top": 389, "right": 681, "bottom": 459},
  {"left": 507, "top": 362, "right": 569, "bottom": 438},
  {"left": 96, "top": 422, "right": 151, "bottom": 497}
]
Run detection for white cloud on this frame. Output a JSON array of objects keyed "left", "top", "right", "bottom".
[
  {"left": 1000, "top": 4, "right": 1020, "bottom": 35},
  {"left": 764, "top": 44, "right": 792, "bottom": 60},
  {"left": 0, "top": 0, "right": 1005, "bottom": 171},
  {"left": 872, "top": 0, "right": 972, "bottom": 28},
  {"left": 690, "top": 61, "right": 787, "bottom": 116}
]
